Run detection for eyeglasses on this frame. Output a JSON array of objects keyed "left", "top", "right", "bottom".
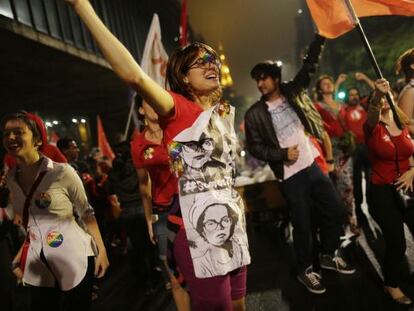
[
  {"left": 204, "top": 216, "right": 232, "bottom": 231},
  {"left": 182, "top": 138, "right": 214, "bottom": 153},
  {"left": 188, "top": 52, "right": 221, "bottom": 70}
]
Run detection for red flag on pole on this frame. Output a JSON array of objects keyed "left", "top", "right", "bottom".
[
  {"left": 306, "top": 0, "right": 414, "bottom": 38},
  {"left": 97, "top": 115, "right": 115, "bottom": 161},
  {"left": 179, "top": 0, "right": 188, "bottom": 47}
]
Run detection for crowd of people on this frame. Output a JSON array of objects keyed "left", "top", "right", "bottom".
[{"left": 1, "top": 0, "right": 414, "bottom": 310}]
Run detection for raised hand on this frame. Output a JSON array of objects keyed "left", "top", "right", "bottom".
[
  {"left": 355, "top": 72, "right": 367, "bottom": 81},
  {"left": 337, "top": 73, "right": 347, "bottom": 84},
  {"left": 374, "top": 78, "right": 390, "bottom": 95}
]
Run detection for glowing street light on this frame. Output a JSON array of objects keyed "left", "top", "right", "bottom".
[
  {"left": 338, "top": 91, "right": 346, "bottom": 100},
  {"left": 72, "top": 118, "right": 78, "bottom": 124},
  {"left": 45, "top": 121, "right": 52, "bottom": 127},
  {"left": 53, "top": 120, "right": 59, "bottom": 125},
  {"left": 81, "top": 119, "right": 86, "bottom": 124}
]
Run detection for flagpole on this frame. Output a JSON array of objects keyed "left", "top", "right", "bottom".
[
  {"left": 123, "top": 90, "right": 136, "bottom": 140},
  {"left": 343, "top": 0, "right": 402, "bottom": 129}
]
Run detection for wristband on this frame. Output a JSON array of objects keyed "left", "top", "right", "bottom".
[{"left": 326, "top": 159, "right": 334, "bottom": 164}]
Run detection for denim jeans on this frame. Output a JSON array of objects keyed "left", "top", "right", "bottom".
[{"left": 280, "top": 162, "right": 345, "bottom": 273}]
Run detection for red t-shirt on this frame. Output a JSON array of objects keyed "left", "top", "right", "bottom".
[
  {"left": 314, "top": 102, "right": 346, "bottom": 138},
  {"left": 131, "top": 130, "right": 178, "bottom": 207},
  {"left": 343, "top": 105, "right": 367, "bottom": 144},
  {"left": 160, "top": 92, "right": 204, "bottom": 143},
  {"left": 367, "top": 124, "right": 414, "bottom": 184}
]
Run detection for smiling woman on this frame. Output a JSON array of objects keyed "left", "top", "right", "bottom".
[
  {"left": 2, "top": 112, "right": 109, "bottom": 311},
  {"left": 63, "top": 0, "right": 250, "bottom": 310}
]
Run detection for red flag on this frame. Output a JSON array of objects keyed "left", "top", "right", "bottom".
[
  {"left": 97, "top": 116, "right": 115, "bottom": 161},
  {"left": 179, "top": 0, "right": 188, "bottom": 47},
  {"left": 306, "top": 0, "right": 414, "bottom": 38}
]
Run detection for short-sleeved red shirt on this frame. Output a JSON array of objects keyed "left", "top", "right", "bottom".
[
  {"left": 367, "top": 123, "right": 414, "bottom": 184},
  {"left": 131, "top": 130, "right": 178, "bottom": 207},
  {"left": 159, "top": 92, "right": 204, "bottom": 143},
  {"left": 343, "top": 105, "right": 367, "bottom": 144}
]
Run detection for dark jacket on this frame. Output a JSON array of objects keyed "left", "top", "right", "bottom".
[{"left": 245, "top": 34, "right": 326, "bottom": 180}]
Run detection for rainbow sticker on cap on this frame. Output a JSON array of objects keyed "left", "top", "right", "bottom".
[{"left": 46, "top": 231, "right": 64, "bottom": 248}]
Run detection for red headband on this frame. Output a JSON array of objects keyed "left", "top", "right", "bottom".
[{"left": 24, "top": 112, "right": 48, "bottom": 151}]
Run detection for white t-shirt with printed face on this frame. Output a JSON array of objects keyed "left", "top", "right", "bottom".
[{"left": 266, "top": 97, "right": 319, "bottom": 180}]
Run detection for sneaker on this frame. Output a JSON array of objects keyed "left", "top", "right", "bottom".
[
  {"left": 320, "top": 253, "right": 356, "bottom": 274},
  {"left": 297, "top": 267, "right": 326, "bottom": 294}
]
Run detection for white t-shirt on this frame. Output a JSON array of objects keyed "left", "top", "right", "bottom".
[{"left": 266, "top": 97, "right": 319, "bottom": 180}]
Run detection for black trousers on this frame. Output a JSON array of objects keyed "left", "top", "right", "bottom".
[
  {"left": 280, "top": 162, "right": 345, "bottom": 273},
  {"left": 30, "top": 256, "right": 95, "bottom": 311},
  {"left": 0, "top": 234, "right": 15, "bottom": 311},
  {"left": 368, "top": 184, "right": 414, "bottom": 287},
  {"left": 353, "top": 144, "right": 370, "bottom": 209}
]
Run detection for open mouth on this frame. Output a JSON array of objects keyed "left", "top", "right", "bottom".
[
  {"left": 205, "top": 72, "right": 218, "bottom": 80},
  {"left": 6, "top": 142, "right": 20, "bottom": 152}
]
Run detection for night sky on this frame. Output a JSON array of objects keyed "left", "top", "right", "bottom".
[{"left": 188, "top": 0, "right": 308, "bottom": 98}]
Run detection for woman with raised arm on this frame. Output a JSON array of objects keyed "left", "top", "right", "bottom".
[
  {"left": 365, "top": 79, "right": 414, "bottom": 305},
  {"left": 3, "top": 112, "right": 109, "bottom": 311},
  {"left": 65, "top": 1, "right": 250, "bottom": 310}
]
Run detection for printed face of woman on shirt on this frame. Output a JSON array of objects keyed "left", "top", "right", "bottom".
[
  {"left": 202, "top": 204, "right": 233, "bottom": 246},
  {"left": 3, "top": 119, "right": 39, "bottom": 157},
  {"left": 181, "top": 137, "right": 214, "bottom": 169}
]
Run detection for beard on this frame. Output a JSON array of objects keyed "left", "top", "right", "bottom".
[{"left": 348, "top": 99, "right": 359, "bottom": 106}]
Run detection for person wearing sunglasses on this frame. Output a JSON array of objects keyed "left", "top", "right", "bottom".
[{"left": 64, "top": 1, "right": 250, "bottom": 310}]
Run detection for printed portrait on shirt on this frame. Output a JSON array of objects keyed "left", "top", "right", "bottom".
[
  {"left": 172, "top": 105, "right": 250, "bottom": 278},
  {"left": 185, "top": 192, "right": 249, "bottom": 278}
]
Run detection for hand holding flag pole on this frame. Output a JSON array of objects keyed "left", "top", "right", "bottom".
[{"left": 343, "top": 0, "right": 402, "bottom": 129}]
